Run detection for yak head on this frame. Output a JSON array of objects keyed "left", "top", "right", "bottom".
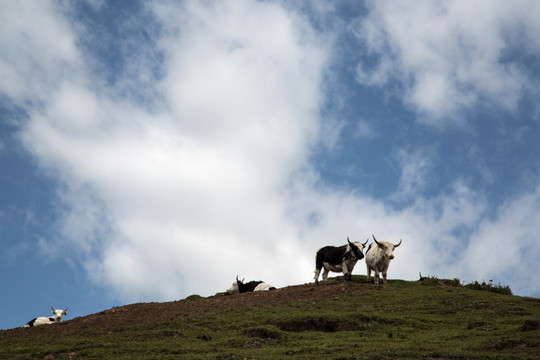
[
  {"left": 51, "top": 307, "right": 68, "bottom": 321},
  {"left": 226, "top": 276, "right": 245, "bottom": 295},
  {"left": 347, "top": 237, "right": 368, "bottom": 260},
  {"left": 372, "top": 234, "right": 401, "bottom": 260}
]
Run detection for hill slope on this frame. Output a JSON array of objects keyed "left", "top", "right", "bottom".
[{"left": 1, "top": 276, "right": 539, "bottom": 359}]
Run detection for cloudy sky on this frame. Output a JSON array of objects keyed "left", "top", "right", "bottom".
[{"left": 2, "top": 0, "right": 540, "bottom": 330}]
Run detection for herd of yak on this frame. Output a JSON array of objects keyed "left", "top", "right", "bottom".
[
  {"left": 227, "top": 234, "right": 402, "bottom": 294},
  {"left": 25, "top": 234, "right": 401, "bottom": 327}
]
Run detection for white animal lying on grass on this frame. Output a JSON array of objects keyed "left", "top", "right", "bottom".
[
  {"left": 25, "top": 307, "right": 68, "bottom": 327},
  {"left": 226, "top": 276, "right": 276, "bottom": 294}
]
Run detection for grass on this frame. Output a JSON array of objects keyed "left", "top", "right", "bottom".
[{"left": 1, "top": 276, "right": 538, "bottom": 359}]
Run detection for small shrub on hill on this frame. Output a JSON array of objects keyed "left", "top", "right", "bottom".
[
  {"left": 419, "top": 275, "right": 512, "bottom": 295},
  {"left": 464, "top": 280, "right": 512, "bottom": 295}
]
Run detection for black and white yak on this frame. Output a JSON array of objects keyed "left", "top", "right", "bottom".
[
  {"left": 226, "top": 276, "right": 276, "bottom": 294},
  {"left": 25, "top": 307, "right": 68, "bottom": 327},
  {"left": 314, "top": 237, "right": 368, "bottom": 285}
]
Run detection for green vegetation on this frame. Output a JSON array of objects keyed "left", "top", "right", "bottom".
[
  {"left": 464, "top": 279, "right": 513, "bottom": 296},
  {"left": 1, "top": 276, "right": 538, "bottom": 359}
]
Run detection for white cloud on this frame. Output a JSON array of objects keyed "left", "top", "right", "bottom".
[
  {"left": 0, "top": 1, "right": 81, "bottom": 104},
  {"left": 15, "top": 0, "right": 330, "bottom": 300},
  {"left": 353, "top": 0, "right": 540, "bottom": 126},
  {"left": 456, "top": 185, "right": 540, "bottom": 292},
  {"left": 391, "top": 147, "right": 434, "bottom": 201},
  {"left": 3, "top": 0, "right": 539, "bottom": 303}
]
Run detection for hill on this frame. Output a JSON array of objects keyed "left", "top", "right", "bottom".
[{"left": 1, "top": 276, "right": 539, "bottom": 359}]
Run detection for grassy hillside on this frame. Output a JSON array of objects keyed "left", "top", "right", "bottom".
[{"left": 1, "top": 276, "right": 539, "bottom": 359}]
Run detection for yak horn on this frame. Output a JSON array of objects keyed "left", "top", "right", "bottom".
[
  {"left": 394, "top": 239, "right": 402, "bottom": 248},
  {"left": 372, "top": 234, "right": 382, "bottom": 246},
  {"left": 362, "top": 238, "right": 369, "bottom": 247}
]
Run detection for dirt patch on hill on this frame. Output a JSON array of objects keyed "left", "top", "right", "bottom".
[{"left": 1, "top": 278, "right": 374, "bottom": 339}]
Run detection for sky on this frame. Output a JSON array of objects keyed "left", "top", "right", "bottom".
[{"left": 1, "top": 0, "right": 540, "bottom": 330}]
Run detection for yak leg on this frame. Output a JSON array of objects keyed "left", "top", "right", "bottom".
[
  {"left": 322, "top": 268, "right": 330, "bottom": 284},
  {"left": 343, "top": 263, "right": 352, "bottom": 281},
  {"left": 374, "top": 270, "right": 380, "bottom": 284},
  {"left": 366, "top": 265, "right": 372, "bottom": 283},
  {"left": 382, "top": 263, "right": 390, "bottom": 284},
  {"left": 314, "top": 268, "right": 321, "bottom": 285}
]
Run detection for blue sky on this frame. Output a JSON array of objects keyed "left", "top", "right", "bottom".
[{"left": 1, "top": 0, "right": 540, "bottom": 330}]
